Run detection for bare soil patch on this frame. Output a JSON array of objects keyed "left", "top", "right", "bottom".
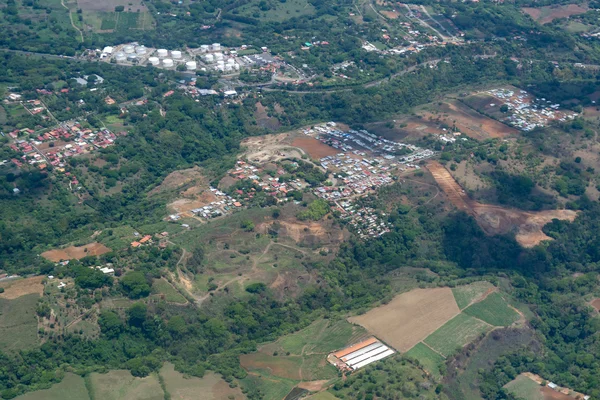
[
  {"left": 590, "top": 298, "right": 600, "bottom": 311},
  {"left": 254, "top": 102, "right": 281, "bottom": 131},
  {"left": 292, "top": 137, "right": 340, "bottom": 159},
  {"left": 381, "top": 10, "right": 400, "bottom": 19},
  {"left": 418, "top": 100, "right": 519, "bottom": 140},
  {"left": 241, "top": 133, "right": 306, "bottom": 164},
  {"left": 297, "top": 380, "right": 328, "bottom": 391},
  {"left": 168, "top": 192, "right": 218, "bottom": 214},
  {"left": 41, "top": 242, "right": 112, "bottom": 262},
  {"left": 149, "top": 166, "right": 206, "bottom": 196},
  {"left": 256, "top": 219, "right": 348, "bottom": 248},
  {"left": 0, "top": 276, "right": 44, "bottom": 300},
  {"left": 522, "top": 4, "right": 588, "bottom": 24},
  {"left": 349, "top": 287, "right": 460, "bottom": 352},
  {"left": 427, "top": 161, "right": 577, "bottom": 247}
]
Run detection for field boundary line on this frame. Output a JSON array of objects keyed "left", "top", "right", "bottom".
[{"left": 420, "top": 341, "right": 447, "bottom": 359}]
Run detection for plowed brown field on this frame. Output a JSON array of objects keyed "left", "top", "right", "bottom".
[
  {"left": 41, "top": 242, "right": 112, "bottom": 262},
  {"left": 348, "top": 287, "right": 460, "bottom": 352},
  {"left": 427, "top": 161, "right": 578, "bottom": 247},
  {"left": 0, "top": 276, "right": 44, "bottom": 299}
]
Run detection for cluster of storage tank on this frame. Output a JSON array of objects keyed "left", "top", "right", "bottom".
[
  {"left": 200, "top": 43, "right": 221, "bottom": 52},
  {"left": 114, "top": 45, "right": 147, "bottom": 62}
]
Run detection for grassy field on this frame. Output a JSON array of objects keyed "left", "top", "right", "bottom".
[
  {"left": 307, "top": 392, "right": 340, "bottom": 400},
  {"left": 237, "top": 0, "right": 316, "bottom": 22},
  {"left": 159, "top": 362, "right": 244, "bottom": 400},
  {"left": 240, "top": 374, "right": 297, "bottom": 400},
  {"left": 452, "top": 281, "right": 495, "bottom": 310},
  {"left": 503, "top": 374, "right": 543, "bottom": 400},
  {"left": 14, "top": 373, "right": 90, "bottom": 400},
  {"left": 405, "top": 343, "right": 444, "bottom": 380},
  {"left": 424, "top": 314, "right": 490, "bottom": 357},
  {"left": 463, "top": 292, "right": 520, "bottom": 326},
  {"left": 152, "top": 278, "right": 187, "bottom": 304},
  {"left": 88, "top": 370, "right": 164, "bottom": 400},
  {"left": 0, "top": 293, "right": 40, "bottom": 352}
]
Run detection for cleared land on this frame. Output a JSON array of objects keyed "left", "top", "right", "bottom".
[
  {"left": 152, "top": 278, "right": 187, "bottom": 304},
  {"left": 504, "top": 374, "right": 544, "bottom": 400},
  {"left": 427, "top": 161, "right": 578, "bottom": 247},
  {"left": 291, "top": 137, "right": 340, "bottom": 159},
  {"left": 13, "top": 373, "right": 90, "bottom": 400},
  {"left": 0, "top": 294, "right": 40, "bottom": 351},
  {"left": 0, "top": 276, "right": 44, "bottom": 299},
  {"left": 423, "top": 313, "right": 490, "bottom": 357},
  {"left": 522, "top": 3, "right": 588, "bottom": 24},
  {"left": 88, "top": 370, "right": 164, "bottom": 400},
  {"left": 160, "top": 363, "right": 245, "bottom": 400},
  {"left": 149, "top": 166, "right": 206, "bottom": 196},
  {"left": 41, "top": 242, "right": 111, "bottom": 262},
  {"left": 451, "top": 281, "right": 496, "bottom": 310},
  {"left": 463, "top": 292, "right": 520, "bottom": 326},
  {"left": 348, "top": 287, "right": 460, "bottom": 352},
  {"left": 591, "top": 298, "right": 600, "bottom": 311},
  {"left": 240, "top": 374, "right": 296, "bottom": 400},
  {"left": 405, "top": 343, "right": 444, "bottom": 379},
  {"left": 77, "top": 0, "right": 147, "bottom": 12}
]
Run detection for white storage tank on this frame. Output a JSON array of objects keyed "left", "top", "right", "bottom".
[
  {"left": 227, "top": 58, "right": 235, "bottom": 64},
  {"left": 233, "top": 63, "right": 240, "bottom": 70},
  {"left": 162, "top": 58, "right": 174, "bottom": 68},
  {"left": 185, "top": 61, "right": 197, "bottom": 70},
  {"left": 148, "top": 56, "right": 160, "bottom": 66},
  {"left": 127, "top": 54, "right": 137, "bottom": 61},
  {"left": 157, "top": 49, "right": 168, "bottom": 58},
  {"left": 214, "top": 52, "right": 224, "bottom": 61},
  {"left": 114, "top": 52, "right": 126, "bottom": 62},
  {"left": 135, "top": 45, "right": 147, "bottom": 55},
  {"left": 200, "top": 45, "right": 210, "bottom": 52},
  {"left": 102, "top": 46, "right": 114, "bottom": 54},
  {"left": 225, "top": 64, "right": 232, "bottom": 72},
  {"left": 212, "top": 43, "right": 221, "bottom": 51},
  {"left": 171, "top": 50, "right": 182, "bottom": 59},
  {"left": 204, "top": 54, "right": 214, "bottom": 62},
  {"left": 124, "top": 45, "right": 135, "bottom": 54}
]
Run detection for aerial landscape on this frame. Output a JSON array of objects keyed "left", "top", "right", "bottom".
[{"left": 1, "top": 0, "right": 600, "bottom": 399}]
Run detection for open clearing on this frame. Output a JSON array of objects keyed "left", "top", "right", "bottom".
[
  {"left": 0, "top": 276, "right": 44, "bottom": 299},
  {"left": 160, "top": 363, "right": 245, "bottom": 400},
  {"left": 451, "top": 281, "right": 496, "bottom": 310},
  {"left": 77, "top": 0, "right": 147, "bottom": 12},
  {"left": 427, "top": 161, "right": 578, "bottom": 247},
  {"left": 88, "top": 370, "right": 164, "bottom": 400},
  {"left": 522, "top": 3, "right": 588, "bottom": 24},
  {"left": 41, "top": 242, "right": 112, "bottom": 262},
  {"left": 504, "top": 374, "right": 544, "bottom": 400},
  {"left": 417, "top": 100, "right": 519, "bottom": 139},
  {"left": 14, "top": 373, "right": 90, "bottom": 400},
  {"left": 149, "top": 166, "right": 206, "bottom": 196},
  {"left": 591, "top": 298, "right": 600, "bottom": 311},
  {"left": 423, "top": 313, "right": 490, "bottom": 357},
  {"left": 291, "top": 137, "right": 340, "bottom": 159},
  {"left": 349, "top": 287, "right": 460, "bottom": 352},
  {"left": 463, "top": 292, "right": 520, "bottom": 326},
  {"left": 0, "top": 294, "right": 39, "bottom": 352}
]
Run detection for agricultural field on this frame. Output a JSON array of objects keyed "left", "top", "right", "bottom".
[
  {"left": 0, "top": 276, "right": 45, "bottom": 300},
  {"left": 0, "top": 293, "right": 40, "bottom": 352},
  {"left": 522, "top": 3, "right": 588, "bottom": 24},
  {"left": 13, "top": 373, "right": 90, "bottom": 400},
  {"left": 87, "top": 370, "right": 164, "bottom": 400},
  {"left": 404, "top": 343, "right": 444, "bottom": 380},
  {"left": 152, "top": 278, "right": 187, "bottom": 304},
  {"left": 504, "top": 374, "right": 544, "bottom": 400},
  {"left": 41, "top": 242, "right": 112, "bottom": 262},
  {"left": 348, "top": 287, "right": 461, "bottom": 352},
  {"left": 423, "top": 313, "right": 490, "bottom": 357},
  {"left": 463, "top": 292, "right": 521, "bottom": 326},
  {"left": 235, "top": 0, "right": 316, "bottom": 22},
  {"left": 240, "top": 374, "right": 297, "bottom": 400},
  {"left": 451, "top": 281, "right": 496, "bottom": 310},
  {"left": 306, "top": 392, "right": 340, "bottom": 400},
  {"left": 160, "top": 363, "right": 245, "bottom": 400}
]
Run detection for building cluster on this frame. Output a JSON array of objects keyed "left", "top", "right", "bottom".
[
  {"left": 190, "top": 187, "right": 241, "bottom": 220},
  {"left": 487, "top": 88, "right": 578, "bottom": 131},
  {"left": 337, "top": 202, "right": 392, "bottom": 239},
  {"left": 227, "top": 160, "right": 306, "bottom": 199},
  {"left": 329, "top": 337, "right": 395, "bottom": 372},
  {"left": 22, "top": 99, "right": 51, "bottom": 119},
  {"left": 9, "top": 123, "right": 118, "bottom": 170}
]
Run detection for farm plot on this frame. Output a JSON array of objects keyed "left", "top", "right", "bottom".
[
  {"left": 0, "top": 294, "right": 40, "bottom": 352},
  {"left": 504, "top": 374, "right": 544, "bottom": 400},
  {"left": 451, "top": 281, "right": 496, "bottom": 310},
  {"left": 152, "top": 278, "right": 187, "bottom": 304},
  {"left": 0, "top": 276, "right": 44, "bottom": 300},
  {"left": 463, "top": 292, "right": 520, "bottom": 326},
  {"left": 240, "top": 374, "right": 297, "bottom": 400},
  {"left": 522, "top": 3, "right": 588, "bottom": 24},
  {"left": 159, "top": 363, "right": 245, "bottom": 400},
  {"left": 405, "top": 343, "right": 444, "bottom": 379},
  {"left": 14, "top": 373, "right": 90, "bottom": 400},
  {"left": 41, "top": 242, "right": 111, "bottom": 262},
  {"left": 88, "top": 370, "right": 164, "bottom": 400},
  {"left": 348, "top": 287, "right": 460, "bottom": 352},
  {"left": 423, "top": 313, "right": 490, "bottom": 357}
]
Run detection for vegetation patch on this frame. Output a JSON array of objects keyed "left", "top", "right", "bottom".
[
  {"left": 88, "top": 370, "right": 164, "bottom": 400},
  {"left": 240, "top": 374, "right": 297, "bottom": 400},
  {"left": 424, "top": 313, "right": 490, "bottom": 357},
  {"left": 41, "top": 242, "right": 112, "bottom": 262},
  {"left": 13, "top": 373, "right": 90, "bottom": 400},
  {"left": 463, "top": 292, "right": 520, "bottom": 326},
  {"left": 159, "top": 363, "right": 244, "bottom": 400},
  {"left": 405, "top": 343, "right": 444, "bottom": 380},
  {"left": 0, "top": 294, "right": 40, "bottom": 352},
  {"left": 152, "top": 278, "right": 187, "bottom": 304},
  {"left": 503, "top": 374, "right": 544, "bottom": 400},
  {"left": 451, "top": 281, "right": 496, "bottom": 310}
]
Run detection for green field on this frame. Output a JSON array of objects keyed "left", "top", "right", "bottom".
[
  {"left": 0, "top": 294, "right": 40, "bottom": 352},
  {"left": 405, "top": 343, "right": 444, "bottom": 380},
  {"left": 159, "top": 362, "right": 244, "bottom": 400},
  {"left": 152, "top": 278, "right": 187, "bottom": 304},
  {"left": 463, "top": 292, "right": 520, "bottom": 326},
  {"left": 237, "top": 0, "right": 316, "bottom": 22},
  {"left": 503, "top": 374, "right": 543, "bottom": 400},
  {"left": 14, "top": 373, "right": 90, "bottom": 400},
  {"left": 88, "top": 370, "right": 164, "bottom": 400},
  {"left": 452, "top": 281, "right": 495, "bottom": 310},
  {"left": 240, "top": 374, "right": 297, "bottom": 400},
  {"left": 424, "top": 314, "right": 490, "bottom": 357},
  {"left": 307, "top": 392, "right": 340, "bottom": 400}
]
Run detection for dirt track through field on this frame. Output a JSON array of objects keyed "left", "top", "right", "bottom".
[
  {"left": 349, "top": 287, "right": 460, "bottom": 352},
  {"left": 427, "top": 161, "right": 578, "bottom": 247}
]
